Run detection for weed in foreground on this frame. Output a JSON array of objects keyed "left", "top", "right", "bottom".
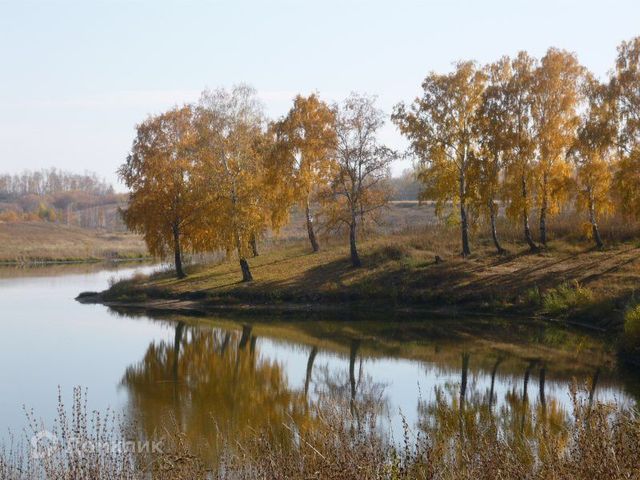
[{"left": 1, "top": 384, "right": 638, "bottom": 480}]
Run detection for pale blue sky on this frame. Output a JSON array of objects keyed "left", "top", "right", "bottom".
[{"left": 1, "top": 0, "right": 638, "bottom": 189}]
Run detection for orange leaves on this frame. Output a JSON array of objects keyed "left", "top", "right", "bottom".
[
  {"left": 268, "top": 94, "right": 337, "bottom": 229},
  {"left": 119, "top": 105, "right": 202, "bottom": 260}
]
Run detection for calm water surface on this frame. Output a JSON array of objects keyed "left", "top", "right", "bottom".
[{"left": 1, "top": 264, "right": 639, "bottom": 457}]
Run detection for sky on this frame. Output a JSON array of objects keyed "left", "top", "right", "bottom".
[{"left": 0, "top": 0, "right": 638, "bottom": 190}]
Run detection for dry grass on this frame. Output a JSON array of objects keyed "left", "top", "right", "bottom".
[
  {"left": 104, "top": 218, "right": 640, "bottom": 332},
  {"left": 1, "top": 386, "right": 638, "bottom": 479},
  {"left": 0, "top": 221, "right": 147, "bottom": 263}
]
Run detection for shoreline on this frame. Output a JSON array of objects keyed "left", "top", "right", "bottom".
[
  {"left": 74, "top": 237, "right": 640, "bottom": 364},
  {"left": 0, "top": 255, "right": 152, "bottom": 267},
  {"left": 76, "top": 290, "right": 612, "bottom": 334}
]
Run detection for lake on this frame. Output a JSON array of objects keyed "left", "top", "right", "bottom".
[{"left": 1, "top": 263, "right": 639, "bottom": 463}]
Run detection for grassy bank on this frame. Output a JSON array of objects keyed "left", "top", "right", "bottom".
[
  {"left": 97, "top": 226, "right": 640, "bottom": 330},
  {"left": 0, "top": 221, "right": 148, "bottom": 264}
]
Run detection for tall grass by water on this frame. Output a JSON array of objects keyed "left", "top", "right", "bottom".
[{"left": 1, "top": 384, "right": 638, "bottom": 480}]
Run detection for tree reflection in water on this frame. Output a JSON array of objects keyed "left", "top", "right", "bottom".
[
  {"left": 418, "top": 353, "right": 571, "bottom": 471},
  {"left": 119, "top": 319, "right": 617, "bottom": 470},
  {"left": 121, "top": 324, "right": 389, "bottom": 467},
  {"left": 121, "top": 322, "right": 313, "bottom": 465}
]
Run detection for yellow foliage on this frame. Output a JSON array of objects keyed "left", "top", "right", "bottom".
[
  {"left": 499, "top": 52, "right": 538, "bottom": 225},
  {"left": 612, "top": 37, "right": 640, "bottom": 220},
  {"left": 532, "top": 49, "right": 583, "bottom": 224},
  {"left": 0, "top": 210, "right": 20, "bottom": 222},
  {"left": 269, "top": 94, "right": 337, "bottom": 211},
  {"left": 119, "top": 105, "right": 202, "bottom": 267},
  {"left": 393, "top": 62, "right": 486, "bottom": 254},
  {"left": 194, "top": 85, "right": 270, "bottom": 264}
]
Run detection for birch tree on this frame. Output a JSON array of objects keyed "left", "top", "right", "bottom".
[
  {"left": 329, "top": 93, "right": 395, "bottom": 267},
  {"left": 393, "top": 61, "right": 486, "bottom": 257},
  {"left": 473, "top": 57, "right": 513, "bottom": 254},
  {"left": 195, "top": 85, "right": 269, "bottom": 282},
  {"left": 269, "top": 94, "right": 337, "bottom": 252},
  {"left": 571, "top": 75, "right": 616, "bottom": 249},
  {"left": 501, "top": 52, "right": 540, "bottom": 251},
  {"left": 531, "top": 48, "right": 583, "bottom": 245},
  {"left": 119, "top": 105, "right": 200, "bottom": 279},
  {"left": 612, "top": 37, "right": 640, "bottom": 218}
]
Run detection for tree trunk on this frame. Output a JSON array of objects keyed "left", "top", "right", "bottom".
[
  {"left": 173, "top": 224, "right": 186, "bottom": 279},
  {"left": 522, "top": 176, "right": 538, "bottom": 251},
  {"left": 349, "top": 340, "right": 360, "bottom": 402},
  {"left": 588, "top": 191, "right": 604, "bottom": 249},
  {"left": 589, "top": 367, "right": 600, "bottom": 406},
  {"left": 236, "top": 231, "right": 253, "bottom": 282},
  {"left": 523, "top": 361, "right": 533, "bottom": 402},
  {"left": 304, "top": 346, "right": 318, "bottom": 397},
  {"left": 489, "top": 199, "right": 505, "bottom": 255},
  {"left": 460, "top": 352, "right": 469, "bottom": 406},
  {"left": 220, "top": 332, "right": 231, "bottom": 355},
  {"left": 239, "top": 324, "right": 252, "bottom": 350},
  {"left": 239, "top": 257, "right": 253, "bottom": 282},
  {"left": 460, "top": 202, "right": 471, "bottom": 257},
  {"left": 489, "top": 356, "right": 503, "bottom": 407},
  {"left": 459, "top": 161, "right": 471, "bottom": 257},
  {"left": 172, "top": 321, "right": 185, "bottom": 384},
  {"left": 539, "top": 172, "right": 548, "bottom": 246},
  {"left": 349, "top": 214, "right": 361, "bottom": 268},
  {"left": 250, "top": 233, "right": 259, "bottom": 257},
  {"left": 539, "top": 365, "right": 546, "bottom": 407},
  {"left": 305, "top": 199, "right": 320, "bottom": 253}
]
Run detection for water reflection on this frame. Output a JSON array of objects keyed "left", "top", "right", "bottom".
[
  {"left": 121, "top": 322, "right": 313, "bottom": 464},
  {"left": 1, "top": 263, "right": 639, "bottom": 469},
  {"left": 115, "top": 311, "right": 639, "bottom": 466}
]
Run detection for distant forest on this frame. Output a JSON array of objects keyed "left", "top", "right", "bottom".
[
  {"left": 0, "top": 169, "right": 128, "bottom": 230},
  {"left": 0, "top": 168, "right": 422, "bottom": 232}
]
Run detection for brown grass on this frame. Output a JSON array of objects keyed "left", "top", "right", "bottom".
[
  {"left": 0, "top": 221, "right": 147, "bottom": 263},
  {"left": 104, "top": 218, "right": 640, "bottom": 333},
  {"left": 1, "top": 386, "right": 638, "bottom": 479}
]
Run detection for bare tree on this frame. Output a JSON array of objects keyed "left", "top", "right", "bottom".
[{"left": 327, "top": 94, "right": 396, "bottom": 267}]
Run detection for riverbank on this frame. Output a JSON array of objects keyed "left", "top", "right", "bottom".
[
  {"left": 84, "top": 231, "right": 640, "bottom": 331},
  {"left": 0, "top": 221, "right": 148, "bottom": 264}
]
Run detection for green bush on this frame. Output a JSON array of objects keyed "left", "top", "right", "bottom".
[
  {"left": 623, "top": 303, "right": 640, "bottom": 349},
  {"left": 522, "top": 286, "right": 542, "bottom": 306},
  {"left": 542, "top": 281, "right": 594, "bottom": 316}
]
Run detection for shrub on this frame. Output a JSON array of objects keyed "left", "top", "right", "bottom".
[
  {"left": 369, "top": 243, "right": 411, "bottom": 263},
  {"left": 522, "top": 286, "right": 542, "bottom": 306},
  {"left": 623, "top": 303, "right": 640, "bottom": 350},
  {"left": 542, "top": 281, "right": 594, "bottom": 316}
]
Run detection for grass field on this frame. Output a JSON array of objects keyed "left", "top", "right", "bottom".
[
  {"left": 0, "top": 221, "right": 147, "bottom": 263},
  {"left": 101, "top": 220, "right": 640, "bottom": 336}
]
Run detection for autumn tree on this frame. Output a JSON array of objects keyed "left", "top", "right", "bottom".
[
  {"left": 501, "top": 52, "right": 540, "bottom": 251},
  {"left": 119, "top": 106, "right": 200, "bottom": 278},
  {"left": 194, "top": 85, "right": 271, "bottom": 282},
  {"left": 570, "top": 74, "right": 616, "bottom": 249},
  {"left": 612, "top": 37, "right": 640, "bottom": 217},
  {"left": 393, "top": 61, "right": 486, "bottom": 257},
  {"left": 328, "top": 93, "right": 395, "bottom": 267},
  {"left": 473, "top": 57, "right": 513, "bottom": 254},
  {"left": 269, "top": 94, "right": 337, "bottom": 252},
  {"left": 531, "top": 48, "right": 583, "bottom": 246}
]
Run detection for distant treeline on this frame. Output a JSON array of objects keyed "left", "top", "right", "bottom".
[
  {"left": 0, "top": 168, "right": 114, "bottom": 198},
  {"left": 0, "top": 169, "right": 127, "bottom": 231},
  {"left": 389, "top": 170, "right": 422, "bottom": 201}
]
